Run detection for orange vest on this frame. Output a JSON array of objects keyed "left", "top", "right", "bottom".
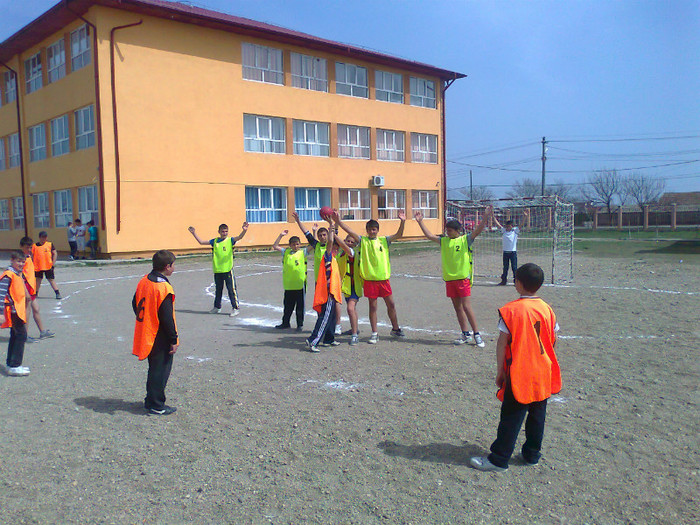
[
  {"left": 22, "top": 255, "right": 36, "bottom": 295},
  {"left": 132, "top": 275, "right": 177, "bottom": 360},
  {"left": 32, "top": 242, "right": 54, "bottom": 271},
  {"left": 497, "top": 297, "right": 561, "bottom": 404},
  {"left": 312, "top": 256, "right": 342, "bottom": 313},
  {"left": 2, "top": 269, "right": 27, "bottom": 328}
]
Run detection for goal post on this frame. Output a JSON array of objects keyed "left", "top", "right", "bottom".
[{"left": 445, "top": 196, "right": 574, "bottom": 284}]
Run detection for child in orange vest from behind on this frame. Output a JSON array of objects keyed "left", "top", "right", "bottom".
[
  {"left": 132, "top": 250, "right": 179, "bottom": 415},
  {"left": 470, "top": 262, "right": 561, "bottom": 472},
  {"left": 20, "top": 236, "right": 55, "bottom": 342},
  {"left": 32, "top": 231, "right": 61, "bottom": 299},
  {"left": 0, "top": 251, "right": 30, "bottom": 376}
]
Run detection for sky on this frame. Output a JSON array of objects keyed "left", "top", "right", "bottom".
[{"left": 2, "top": 0, "right": 699, "bottom": 200}]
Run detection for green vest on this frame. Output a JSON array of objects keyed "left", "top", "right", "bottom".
[
  {"left": 359, "top": 236, "right": 391, "bottom": 281},
  {"left": 313, "top": 242, "right": 326, "bottom": 280},
  {"left": 440, "top": 234, "right": 473, "bottom": 281},
  {"left": 212, "top": 237, "right": 234, "bottom": 273},
  {"left": 338, "top": 250, "right": 364, "bottom": 296},
  {"left": 282, "top": 248, "right": 307, "bottom": 290}
]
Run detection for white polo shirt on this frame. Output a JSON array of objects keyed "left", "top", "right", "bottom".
[{"left": 501, "top": 227, "right": 520, "bottom": 252}]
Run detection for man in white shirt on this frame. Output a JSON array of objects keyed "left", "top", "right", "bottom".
[{"left": 493, "top": 209, "right": 528, "bottom": 285}]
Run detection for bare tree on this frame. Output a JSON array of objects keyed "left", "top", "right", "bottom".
[
  {"left": 459, "top": 185, "right": 495, "bottom": 202},
  {"left": 547, "top": 179, "right": 572, "bottom": 202},
  {"left": 581, "top": 169, "right": 624, "bottom": 215},
  {"left": 623, "top": 173, "right": 666, "bottom": 210},
  {"left": 507, "top": 178, "right": 540, "bottom": 199}
]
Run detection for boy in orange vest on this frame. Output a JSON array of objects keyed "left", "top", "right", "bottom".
[
  {"left": 0, "top": 251, "right": 30, "bottom": 376},
  {"left": 20, "top": 237, "right": 55, "bottom": 342},
  {"left": 470, "top": 263, "right": 561, "bottom": 472},
  {"left": 32, "top": 231, "right": 61, "bottom": 299},
  {"left": 132, "top": 250, "right": 179, "bottom": 415}
]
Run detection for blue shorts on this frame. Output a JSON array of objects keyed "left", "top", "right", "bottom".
[{"left": 344, "top": 279, "right": 361, "bottom": 301}]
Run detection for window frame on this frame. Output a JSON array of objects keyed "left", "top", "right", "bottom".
[
  {"left": 12, "top": 197, "right": 24, "bottom": 230},
  {"left": 411, "top": 132, "right": 438, "bottom": 164},
  {"left": 241, "top": 43, "right": 284, "bottom": 85},
  {"left": 28, "top": 124, "right": 47, "bottom": 162},
  {"left": 410, "top": 76, "right": 436, "bottom": 108},
  {"left": 47, "top": 39, "right": 66, "bottom": 83},
  {"left": 243, "top": 114, "right": 286, "bottom": 154},
  {"left": 292, "top": 120, "right": 330, "bottom": 157},
  {"left": 75, "top": 105, "right": 95, "bottom": 150},
  {"left": 71, "top": 24, "right": 91, "bottom": 72},
  {"left": 335, "top": 62, "right": 368, "bottom": 98},
  {"left": 3, "top": 72, "right": 17, "bottom": 104},
  {"left": 33, "top": 192, "right": 50, "bottom": 228},
  {"left": 412, "top": 190, "right": 439, "bottom": 219},
  {"left": 78, "top": 185, "right": 99, "bottom": 224},
  {"left": 378, "top": 189, "right": 406, "bottom": 220},
  {"left": 8, "top": 133, "right": 20, "bottom": 168},
  {"left": 53, "top": 189, "right": 73, "bottom": 227},
  {"left": 337, "top": 124, "right": 370, "bottom": 159},
  {"left": 376, "top": 129, "right": 405, "bottom": 162},
  {"left": 294, "top": 187, "right": 331, "bottom": 222},
  {"left": 0, "top": 137, "right": 5, "bottom": 170},
  {"left": 245, "top": 186, "right": 287, "bottom": 223},
  {"left": 0, "top": 199, "right": 9, "bottom": 231},
  {"left": 375, "top": 70, "right": 404, "bottom": 104},
  {"left": 51, "top": 115, "right": 70, "bottom": 157},
  {"left": 338, "top": 188, "right": 371, "bottom": 221},
  {"left": 291, "top": 53, "right": 328, "bottom": 92},
  {"left": 24, "top": 52, "right": 42, "bottom": 94}
]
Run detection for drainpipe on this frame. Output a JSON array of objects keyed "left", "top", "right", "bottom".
[
  {"left": 0, "top": 62, "right": 28, "bottom": 237},
  {"left": 64, "top": 1, "right": 106, "bottom": 232},
  {"left": 441, "top": 76, "right": 457, "bottom": 228},
  {"left": 111, "top": 20, "right": 142, "bottom": 233}
]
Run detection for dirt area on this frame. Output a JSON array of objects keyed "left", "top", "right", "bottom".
[{"left": 0, "top": 247, "right": 698, "bottom": 524}]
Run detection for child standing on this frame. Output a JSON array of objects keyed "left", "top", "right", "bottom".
[
  {"left": 75, "top": 219, "right": 86, "bottom": 259},
  {"left": 272, "top": 231, "right": 308, "bottom": 331},
  {"left": 0, "top": 251, "right": 30, "bottom": 376},
  {"left": 188, "top": 222, "right": 248, "bottom": 316},
  {"left": 67, "top": 221, "right": 78, "bottom": 260},
  {"left": 32, "top": 231, "right": 61, "bottom": 299},
  {"left": 87, "top": 220, "right": 99, "bottom": 259},
  {"left": 20, "top": 237, "right": 55, "bottom": 341},
  {"left": 132, "top": 250, "right": 179, "bottom": 415},
  {"left": 493, "top": 208, "right": 529, "bottom": 285},
  {"left": 470, "top": 263, "right": 561, "bottom": 472},
  {"left": 332, "top": 211, "right": 363, "bottom": 345},
  {"left": 415, "top": 206, "right": 492, "bottom": 346},
  {"left": 336, "top": 212, "right": 405, "bottom": 344}
]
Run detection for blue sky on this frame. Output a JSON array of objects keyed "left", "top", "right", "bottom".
[{"left": 2, "top": 0, "right": 699, "bottom": 198}]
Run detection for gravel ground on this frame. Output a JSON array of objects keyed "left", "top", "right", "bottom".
[{"left": 0, "top": 247, "right": 698, "bottom": 524}]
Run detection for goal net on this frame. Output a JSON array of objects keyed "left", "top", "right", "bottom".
[{"left": 445, "top": 196, "right": 574, "bottom": 284}]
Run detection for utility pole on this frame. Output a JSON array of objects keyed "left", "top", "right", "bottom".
[
  {"left": 541, "top": 136, "right": 547, "bottom": 196},
  {"left": 470, "top": 170, "right": 473, "bottom": 200}
]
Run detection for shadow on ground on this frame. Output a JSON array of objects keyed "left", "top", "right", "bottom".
[
  {"left": 378, "top": 440, "right": 485, "bottom": 466},
  {"left": 74, "top": 396, "right": 146, "bottom": 415},
  {"left": 636, "top": 240, "right": 700, "bottom": 255}
]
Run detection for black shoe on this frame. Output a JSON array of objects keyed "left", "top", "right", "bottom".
[
  {"left": 147, "top": 406, "right": 177, "bottom": 415},
  {"left": 275, "top": 323, "right": 291, "bottom": 329},
  {"left": 497, "top": 279, "right": 507, "bottom": 286},
  {"left": 296, "top": 326, "right": 303, "bottom": 332}
]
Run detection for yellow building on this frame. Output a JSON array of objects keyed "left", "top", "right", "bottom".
[{"left": 0, "top": 0, "right": 464, "bottom": 257}]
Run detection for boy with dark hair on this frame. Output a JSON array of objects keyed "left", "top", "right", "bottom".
[
  {"left": 87, "top": 220, "right": 99, "bottom": 259},
  {"left": 132, "top": 250, "right": 179, "bottom": 415},
  {"left": 20, "top": 237, "right": 54, "bottom": 341},
  {"left": 67, "top": 221, "right": 78, "bottom": 260},
  {"left": 0, "top": 251, "right": 30, "bottom": 376},
  {"left": 335, "top": 211, "right": 406, "bottom": 344},
  {"left": 32, "top": 231, "right": 61, "bottom": 299},
  {"left": 291, "top": 211, "right": 329, "bottom": 282},
  {"left": 493, "top": 208, "right": 529, "bottom": 285},
  {"left": 470, "top": 262, "right": 561, "bottom": 472},
  {"left": 272, "top": 230, "right": 308, "bottom": 331},
  {"left": 333, "top": 211, "right": 364, "bottom": 346},
  {"left": 188, "top": 222, "right": 248, "bottom": 316},
  {"left": 415, "top": 206, "right": 492, "bottom": 346}
]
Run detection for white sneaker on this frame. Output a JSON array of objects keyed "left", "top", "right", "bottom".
[
  {"left": 209, "top": 307, "right": 221, "bottom": 314},
  {"left": 230, "top": 309, "right": 239, "bottom": 317},
  {"left": 7, "top": 366, "right": 30, "bottom": 376},
  {"left": 454, "top": 332, "right": 471, "bottom": 345},
  {"left": 349, "top": 335, "right": 359, "bottom": 346},
  {"left": 469, "top": 456, "right": 506, "bottom": 472},
  {"left": 334, "top": 324, "right": 342, "bottom": 335},
  {"left": 368, "top": 333, "right": 379, "bottom": 344},
  {"left": 474, "top": 332, "right": 485, "bottom": 348}
]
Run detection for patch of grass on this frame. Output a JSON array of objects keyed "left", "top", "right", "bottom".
[
  {"left": 575, "top": 238, "right": 699, "bottom": 263},
  {"left": 575, "top": 228, "right": 699, "bottom": 241}
]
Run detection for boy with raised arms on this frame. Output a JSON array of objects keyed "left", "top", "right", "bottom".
[
  {"left": 188, "top": 222, "right": 248, "bottom": 316},
  {"left": 291, "top": 211, "right": 327, "bottom": 284},
  {"left": 132, "top": 250, "right": 179, "bottom": 415},
  {"left": 332, "top": 211, "right": 364, "bottom": 346},
  {"left": 415, "top": 207, "right": 492, "bottom": 347},
  {"left": 272, "top": 230, "right": 308, "bottom": 331},
  {"left": 335, "top": 211, "right": 406, "bottom": 344},
  {"left": 0, "top": 251, "right": 30, "bottom": 376},
  {"left": 470, "top": 263, "right": 561, "bottom": 472}
]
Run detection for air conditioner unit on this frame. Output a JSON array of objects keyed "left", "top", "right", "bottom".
[{"left": 371, "top": 175, "right": 385, "bottom": 187}]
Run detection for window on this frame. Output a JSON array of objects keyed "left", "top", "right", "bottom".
[
  {"left": 47, "top": 39, "right": 66, "bottom": 83},
  {"left": 3, "top": 72, "right": 17, "bottom": 104},
  {"left": 54, "top": 189, "right": 73, "bottom": 227},
  {"left": 24, "top": 53, "right": 42, "bottom": 94},
  {"left": 245, "top": 187, "right": 286, "bottom": 223},
  {"left": 12, "top": 197, "right": 24, "bottom": 229},
  {"left": 375, "top": 70, "right": 403, "bottom": 103},
  {"left": 75, "top": 105, "right": 95, "bottom": 150},
  {"left": 337, "top": 124, "right": 370, "bottom": 159},
  {"left": 411, "top": 133, "right": 438, "bottom": 163},
  {"left": 33, "top": 192, "right": 50, "bottom": 228},
  {"left": 335, "top": 62, "right": 368, "bottom": 98},
  {"left": 78, "top": 185, "right": 99, "bottom": 223},
  {"left": 294, "top": 187, "right": 331, "bottom": 222},
  {"left": 0, "top": 138, "right": 5, "bottom": 170},
  {"left": 71, "top": 25, "right": 90, "bottom": 71},
  {"left": 291, "top": 53, "right": 327, "bottom": 92},
  {"left": 410, "top": 77, "right": 436, "bottom": 108},
  {"left": 241, "top": 43, "right": 284, "bottom": 85},
  {"left": 376, "top": 129, "right": 405, "bottom": 162},
  {"left": 293, "top": 120, "right": 329, "bottom": 157},
  {"left": 413, "top": 190, "right": 438, "bottom": 219},
  {"left": 243, "top": 114, "right": 285, "bottom": 154},
  {"left": 51, "top": 115, "right": 70, "bottom": 157},
  {"left": 339, "top": 188, "right": 371, "bottom": 220},
  {"left": 8, "top": 133, "right": 20, "bottom": 168},
  {"left": 28, "top": 124, "right": 47, "bottom": 162},
  {"left": 0, "top": 200, "right": 9, "bottom": 230},
  {"left": 378, "top": 189, "right": 406, "bottom": 219}
]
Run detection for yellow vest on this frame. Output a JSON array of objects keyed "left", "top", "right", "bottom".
[
  {"left": 440, "top": 234, "right": 473, "bottom": 281},
  {"left": 338, "top": 249, "right": 364, "bottom": 296},
  {"left": 212, "top": 237, "right": 234, "bottom": 273},
  {"left": 359, "top": 236, "right": 391, "bottom": 281},
  {"left": 282, "top": 248, "right": 307, "bottom": 290}
]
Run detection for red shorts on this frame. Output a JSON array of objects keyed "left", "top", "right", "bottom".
[
  {"left": 363, "top": 280, "right": 392, "bottom": 299},
  {"left": 446, "top": 278, "right": 471, "bottom": 298}
]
